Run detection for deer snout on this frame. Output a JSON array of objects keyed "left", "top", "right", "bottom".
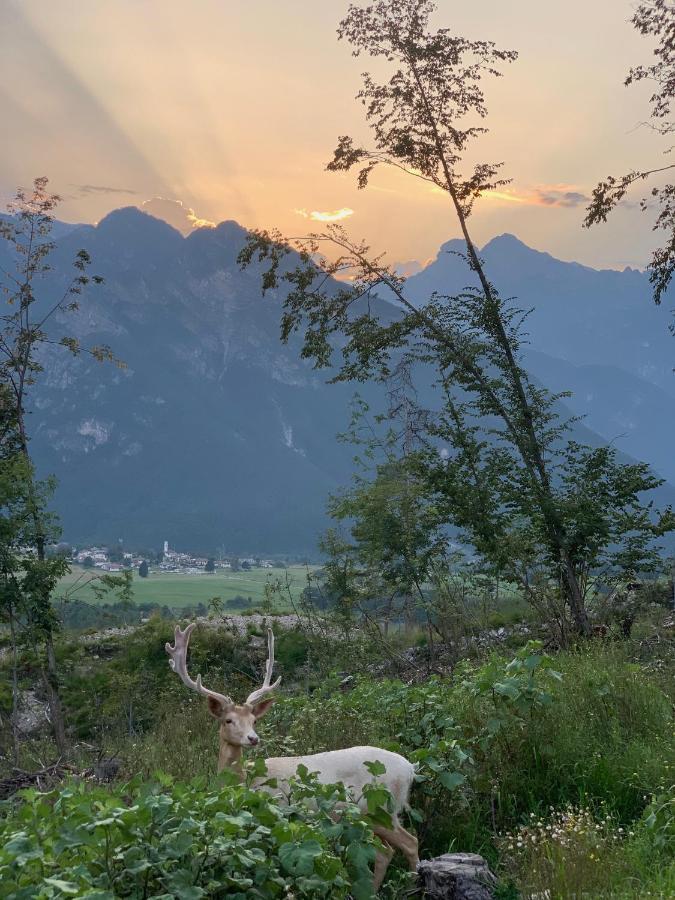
[{"left": 247, "top": 733, "right": 259, "bottom": 746}]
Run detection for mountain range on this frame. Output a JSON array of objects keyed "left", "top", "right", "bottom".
[
  {"left": 3, "top": 208, "right": 674, "bottom": 554},
  {"left": 405, "top": 234, "right": 675, "bottom": 486}
]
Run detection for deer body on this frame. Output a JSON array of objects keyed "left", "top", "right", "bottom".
[
  {"left": 263, "top": 746, "right": 415, "bottom": 813},
  {"left": 166, "top": 624, "right": 419, "bottom": 891}
]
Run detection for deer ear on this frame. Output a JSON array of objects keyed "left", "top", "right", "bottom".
[
  {"left": 252, "top": 697, "right": 275, "bottom": 719},
  {"left": 207, "top": 696, "right": 227, "bottom": 719}
]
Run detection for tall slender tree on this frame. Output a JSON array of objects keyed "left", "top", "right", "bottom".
[
  {"left": 0, "top": 178, "right": 118, "bottom": 753},
  {"left": 241, "top": 0, "right": 673, "bottom": 639}
]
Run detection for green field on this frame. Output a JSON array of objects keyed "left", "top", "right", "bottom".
[{"left": 56, "top": 565, "right": 315, "bottom": 610}]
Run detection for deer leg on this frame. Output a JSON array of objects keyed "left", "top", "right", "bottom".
[
  {"left": 373, "top": 822, "right": 419, "bottom": 871},
  {"left": 372, "top": 838, "right": 394, "bottom": 892}
]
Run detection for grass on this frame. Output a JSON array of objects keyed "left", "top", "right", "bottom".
[
  {"left": 3, "top": 617, "right": 673, "bottom": 899},
  {"left": 55, "top": 564, "right": 315, "bottom": 609},
  {"left": 107, "top": 636, "right": 673, "bottom": 898}
]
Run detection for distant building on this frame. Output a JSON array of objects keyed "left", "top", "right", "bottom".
[{"left": 76, "top": 547, "right": 108, "bottom": 564}]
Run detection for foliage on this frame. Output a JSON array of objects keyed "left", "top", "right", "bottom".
[
  {"left": 0, "top": 178, "right": 123, "bottom": 754},
  {"left": 461, "top": 640, "right": 562, "bottom": 719},
  {"left": 56, "top": 620, "right": 254, "bottom": 742},
  {"left": 585, "top": 0, "right": 675, "bottom": 322},
  {"left": 494, "top": 804, "right": 675, "bottom": 899},
  {"left": 317, "top": 392, "right": 454, "bottom": 650},
  {"left": 0, "top": 455, "right": 64, "bottom": 643},
  {"left": 0, "top": 768, "right": 387, "bottom": 899},
  {"left": 254, "top": 643, "right": 673, "bottom": 856},
  {"left": 240, "top": 0, "right": 674, "bottom": 639},
  {"left": 644, "top": 783, "right": 675, "bottom": 851},
  {"left": 3, "top": 619, "right": 673, "bottom": 895},
  {"left": 53, "top": 598, "right": 170, "bottom": 632}
]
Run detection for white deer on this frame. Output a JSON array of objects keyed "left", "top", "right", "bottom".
[{"left": 166, "top": 623, "right": 419, "bottom": 890}]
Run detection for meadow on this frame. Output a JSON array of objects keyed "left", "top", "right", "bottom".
[{"left": 55, "top": 565, "right": 315, "bottom": 610}]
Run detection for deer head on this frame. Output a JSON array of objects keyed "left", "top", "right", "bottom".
[{"left": 165, "top": 623, "right": 280, "bottom": 763}]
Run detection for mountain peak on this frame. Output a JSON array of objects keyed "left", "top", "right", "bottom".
[
  {"left": 187, "top": 218, "right": 247, "bottom": 244},
  {"left": 482, "top": 233, "right": 532, "bottom": 254},
  {"left": 215, "top": 219, "right": 247, "bottom": 237},
  {"left": 96, "top": 207, "right": 184, "bottom": 241},
  {"left": 438, "top": 237, "right": 466, "bottom": 254}
]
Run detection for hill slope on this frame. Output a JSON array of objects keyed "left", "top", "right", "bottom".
[
  {"left": 6, "top": 212, "right": 674, "bottom": 553},
  {"left": 405, "top": 234, "right": 675, "bottom": 483},
  {"left": 16, "top": 209, "right": 388, "bottom": 553}
]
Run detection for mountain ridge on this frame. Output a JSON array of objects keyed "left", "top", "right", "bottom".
[{"left": 4, "top": 208, "right": 673, "bottom": 552}]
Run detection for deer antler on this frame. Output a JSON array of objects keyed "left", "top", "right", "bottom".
[
  {"left": 165, "top": 623, "right": 232, "bottom": 707},
  {"left": 245, "top": 628, "right": 281, "bottom": 706}
]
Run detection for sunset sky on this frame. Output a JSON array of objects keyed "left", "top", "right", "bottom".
[{"left": 1, "top": 0, "right": 667, "bottom": 270}]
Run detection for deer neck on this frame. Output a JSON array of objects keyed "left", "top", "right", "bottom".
[{"left": 218, "top": 736, "right": 245, "bottom": 778}]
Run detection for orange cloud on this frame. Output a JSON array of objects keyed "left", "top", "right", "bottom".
[
  {"left": 482, "top": 184, "right": 589, "bottom": 208},
  {"left": 294, "top": 207, "right": 354, "bottom": 222},
  {"left": 430, "top": 183, "right": 590, "bottom": 209}
]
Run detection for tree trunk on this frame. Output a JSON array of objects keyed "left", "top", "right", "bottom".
[
  {"left": 8, "top": 606, "right": 21, "bottom": 765},
  {"left": 408, "top": 65, "right": 592, "bottom": 641},
  {"left": 42, "top": 637, "right": 67, "bottom": 756},
  {"left": 17, "top": 428, "right": 68, "bottom": 755},
  {"left": 417, "top": 853, "right": 497, "bottom": 899},
  {"left": 561, "top": 551, "right": 591, "bottom": 637}
]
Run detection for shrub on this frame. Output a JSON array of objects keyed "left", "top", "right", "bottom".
[
  {"left": 644, "top": 784, "right": 675, "bottom": 852},
  {"left": 58, "top": 621, "right": 256, "bottom": 742},
  {"left": 261, "top": 645, "right": 673, "bottom": 857},
  {"left": 274, "top": 629, "right": 311, "bottom": 675},
  {"left": 0, "top": 769, "right": 386, "bottom": 899}
]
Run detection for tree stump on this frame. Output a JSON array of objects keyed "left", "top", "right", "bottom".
[{"left": 417, "top": 853, "right": 497, "bottom": 899}]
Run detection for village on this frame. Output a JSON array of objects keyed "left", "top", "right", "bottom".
[{"left": 73, "top": 541, "right": 276, "bottom": 575}]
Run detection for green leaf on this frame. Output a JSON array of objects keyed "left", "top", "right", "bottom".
[
  {"left": 363, "top": 760, "right": 386, "bottom": 776},
  {"left": 43, "top": 878, "right": 80, "bottom": 894},
  {"left": 523, "top": 654, "right": 543, "bottom": 670},
  {"left": 364, "top": 786, "right": 391, "bottom": 814},
  {"left": 493, "top": 680, "right": 521, "bottom": 700},
  {"left": 439, "top": 771, "right": 466, "bottom": 791},
  {"left": 346, "top": 840, "right": 375, "bottom": 871},
  {"left": 278, "top": 839, "right": 323, "bottom": 875}
]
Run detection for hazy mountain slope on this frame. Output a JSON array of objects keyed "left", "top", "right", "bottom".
[
  {"left": 405, "top": 234, "right": 675, "bottom": 482},
  {"left": 14, "top": 209, "right": 390, "bottom": 553},
  {"left": 5, "top": 212, "right": 674, "bottom": 554},
  {"left": 525, "top": 351, "right": 675, "bottom": 484}
]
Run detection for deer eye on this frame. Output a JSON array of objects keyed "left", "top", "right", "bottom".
[{"left": 225, "top": 718, "right": 233, "bottom": 724}]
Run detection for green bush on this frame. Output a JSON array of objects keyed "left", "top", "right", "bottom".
[
  {"left": 274, "top": 629, "right": 311, "bottom": 674},
  {"left": 0, "top": 769, "right": 387, "bottom": 899},
  {"left": 0, "top": 678, "right": 13, "bottom": 715},
  {"left": 260, "top": 644, "right": 673, "bottom": 857},
  {"left": 26, "top": 627, "right": 671, "bottom": 895},
  {"left": 58, "top": 621, "right": 255, "bottom": 741}
]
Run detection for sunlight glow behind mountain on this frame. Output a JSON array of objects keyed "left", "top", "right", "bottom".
[{"left": 0, "top": 0, "right": 667, "bottom": 270}]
